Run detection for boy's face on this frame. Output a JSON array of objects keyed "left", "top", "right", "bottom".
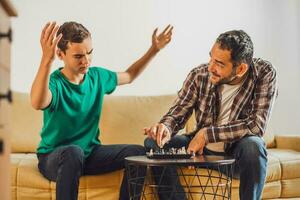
[
  {"left": 57, "top": 37, "right": 93, "bottom": 75},
  {"left": 208, "top": 42, "right": 237, "bottom": 85}
]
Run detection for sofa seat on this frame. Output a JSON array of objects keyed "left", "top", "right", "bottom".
[
  {"left": 11, "top": 148, "right": 300, "bottom": 199},
  {"left": 11, "top": 153, "right": 124, "bottom": 200}
]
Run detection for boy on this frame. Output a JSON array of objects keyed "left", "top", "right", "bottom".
[{"left": 31, "top": 21, "right": 172, "bottom": 200}]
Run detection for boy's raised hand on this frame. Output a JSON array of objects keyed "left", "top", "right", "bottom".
[
  {"left": 152, "top": 25, "right": 173, "bottom": 51},
  {"left": 40, "top": 22, "right": 62, "bottom": 64}
]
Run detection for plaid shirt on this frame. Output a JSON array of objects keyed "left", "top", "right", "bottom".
[{"left": 160, "top": 58, "right": 277, "bottom": 151}]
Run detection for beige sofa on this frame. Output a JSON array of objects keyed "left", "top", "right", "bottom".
[{"left": 10, "top": 92, "right": 300, "bottom": 199}]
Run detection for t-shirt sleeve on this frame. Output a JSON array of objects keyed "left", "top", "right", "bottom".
[
  {"left": 43, "top": 77, "right": 58, "bottom": 111},
  {"left": 97, "top": 67, "right": 117, "bottom": 94}
]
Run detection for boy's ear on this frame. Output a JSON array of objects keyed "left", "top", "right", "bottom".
[{"left": 56, "top": 49, "right": 63, "bottom": 60}]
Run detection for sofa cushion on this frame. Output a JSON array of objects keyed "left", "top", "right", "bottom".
[
  {"left": 265, "top": 153, "right": 281, "bottom": 182},
  {"left": 11, "top": 92, "right": 42, "bottom": 153},
  {"left": 100, "top": 95, "right": 176, "bottom": 145},
  {"left": 268, "top": 149, "right": 300, "bottom": 180},
  {"left": 261, "top": 181, "right": 282, "bottom": 199},
  {"left": 281, "top": 178, "right": 300, "bottom": 198}
]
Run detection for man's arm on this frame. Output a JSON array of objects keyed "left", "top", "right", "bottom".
[
  {"left": 117, "top": 25, "right": 173, "bottom": 85},
  {"left": 144, "top": 68, "right": 200, "bottom": 146},
  {"left": 30, "top": 22, "right": 62, "bottom": 110},
  {"left": 205, "top": 64, "right": 278, "bottom": 143},
  {"left": 159, "top": 68, "right": 200, "bottom": 135}
]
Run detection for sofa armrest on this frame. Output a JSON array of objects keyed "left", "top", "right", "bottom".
[{"left": 275, "top": 134, "right": 300, "bottom": 152}]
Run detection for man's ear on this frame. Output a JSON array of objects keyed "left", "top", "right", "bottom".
[{"left": 236, "top": 63, "right": 249, "bottom": 77}]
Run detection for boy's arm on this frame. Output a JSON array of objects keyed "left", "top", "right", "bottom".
[
  {"left": 30, "top": 22, "right": 62, "bottom": 110},
  {"left": 117, "top": 25, "right": 173, "bottom": 85}
]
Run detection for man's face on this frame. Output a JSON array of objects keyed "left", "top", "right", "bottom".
[
  {"left": 208, "top": 43, "right": 237, "bottom": 85},
  {"left": 58, "top": 37, "right": 93, "bottom": 75}
]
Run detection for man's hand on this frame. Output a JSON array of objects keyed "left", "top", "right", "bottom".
[
  {"left": 151, "top": 25, "right": 173, "bottom": 52},
  {"left": 187, "top": 129, "right": 207, "bottom": 155},
  {"left": 144, "top": 123, "right": 171, "bottom": 148},
  {"left": 40, "top": 22, "right": 62, "bottom": 64}
]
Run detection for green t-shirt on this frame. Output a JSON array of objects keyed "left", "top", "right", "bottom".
[{"left": 37, "top": 67, "right": 117, "bottom": 157}]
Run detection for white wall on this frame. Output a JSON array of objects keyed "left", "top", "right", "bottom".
[{"left": 10, "top": 0, "right": 300, "bottom": 135}]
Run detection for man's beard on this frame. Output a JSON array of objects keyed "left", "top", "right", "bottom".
[{"left": 216, "top": 68, "right": 238, "bottom": 85}]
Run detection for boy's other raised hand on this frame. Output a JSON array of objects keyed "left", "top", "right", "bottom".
[
  {"left": 40, "top": 22, "right": 62, "bottom": 64},
  {"left": 151, "top": 25, "right": 173, "bottom": 52}
]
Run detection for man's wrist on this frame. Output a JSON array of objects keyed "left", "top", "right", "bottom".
[{"left": 198, "top": 128, "right": 209, "bottom": 144}]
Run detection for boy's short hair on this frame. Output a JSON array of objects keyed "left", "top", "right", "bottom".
[{"left": 57, "top": 22, "right": 91, "bottom": 53}]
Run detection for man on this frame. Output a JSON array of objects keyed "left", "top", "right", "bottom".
[
  {"left": 31, "top": 21, "right": 172, "bottom": 200},
  {"left": 144, "top": 30, "right": 277, "bottom": 200}
]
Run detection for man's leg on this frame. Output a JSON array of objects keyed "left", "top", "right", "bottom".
[
  {"left": 37, "top": 145, "right": 84, "bottom": 200},
  {"left": 83, "top": 144, "right": 146, "bottom": 200},
  {"left": 230, "top": 135, "right": 268, "bottom": 200},
  {"left": 144, "top": 135, "right": 191, "bottom": 200}
]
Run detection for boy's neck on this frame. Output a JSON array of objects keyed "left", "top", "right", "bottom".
[{"left": 60, "top": 67, "right": 85, "bottom": 85}]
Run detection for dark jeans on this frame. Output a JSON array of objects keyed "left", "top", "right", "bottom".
[
  {"left": 144, "top": 134, "right": 268, "bottom": 200},
  {"left": 37, "top": 144, "right": 146, "bottom": 200}
]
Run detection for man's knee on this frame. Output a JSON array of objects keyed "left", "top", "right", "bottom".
[{"left": 236, "top": 136, "right": 267, "bottom": 165}]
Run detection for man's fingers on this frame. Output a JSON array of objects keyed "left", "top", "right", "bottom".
[
  {"left": 156, "top": 131, "right": 163, "bottom": 147},
  {"left": 150, "top": 126, "right": 157, "bottom": 140},
  {"left": 157, "top": 124, "right": 164, "bottom": 136},
  {"left": 157, "top": 124, "right": 165, "bottom": 144},
  {"left": 198, "top": 146, "right": 204, "bottom": 155},
  {"left": 143, "top": 127, "right": 150, "bottom": 134},
  {"left": 198, "top": 149, "right": 203, "bottom": 155},
  {"left": 161, "top": 131, "right": 169, "bottom": 146},
  {"left": 143, "top": 127, "right": 149, "bottom": 136}
]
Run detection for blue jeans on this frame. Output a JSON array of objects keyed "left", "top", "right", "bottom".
[
  {"left": 37, "top": 144, "right": 146, "bottom": 200},
  {"left": 144, "top": 134, "right": 267, "bottom": 200}
]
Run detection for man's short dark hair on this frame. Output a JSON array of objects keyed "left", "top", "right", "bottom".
[
  {"left": 216, "top": 30, "right": 253, "bottom": 67},
  {"left": 57, "top": 21, "right": 91, "bottom": 53}
]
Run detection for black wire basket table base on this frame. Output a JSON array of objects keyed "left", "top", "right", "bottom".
[{"left": 125, "top": 155, "right": 235, "bottom": 200}]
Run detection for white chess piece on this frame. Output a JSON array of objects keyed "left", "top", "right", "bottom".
[{"left": 149, "top": 149, "right": 153, "bottom": 156}]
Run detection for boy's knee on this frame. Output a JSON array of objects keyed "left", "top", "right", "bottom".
[
  {"left": 125, "top": 144, "right": 146, "bottom": 157},
  {"left": 61, "top": 145, "right": 84, "bottom": 166}
]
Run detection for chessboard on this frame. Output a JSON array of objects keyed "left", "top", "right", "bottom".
[{"left": 146, "top": 147, "right": 194, "bottom": 159}]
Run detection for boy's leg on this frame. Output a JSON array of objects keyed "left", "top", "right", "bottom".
[
  {"left": 144, "top": 135, "right": 191, "bottom": 200},
  {"left": 83, "top": 144, "right": 146, "bottom": 200},
  {"left": 37, "top": 145, "right": 84, "bottom": 200}
]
